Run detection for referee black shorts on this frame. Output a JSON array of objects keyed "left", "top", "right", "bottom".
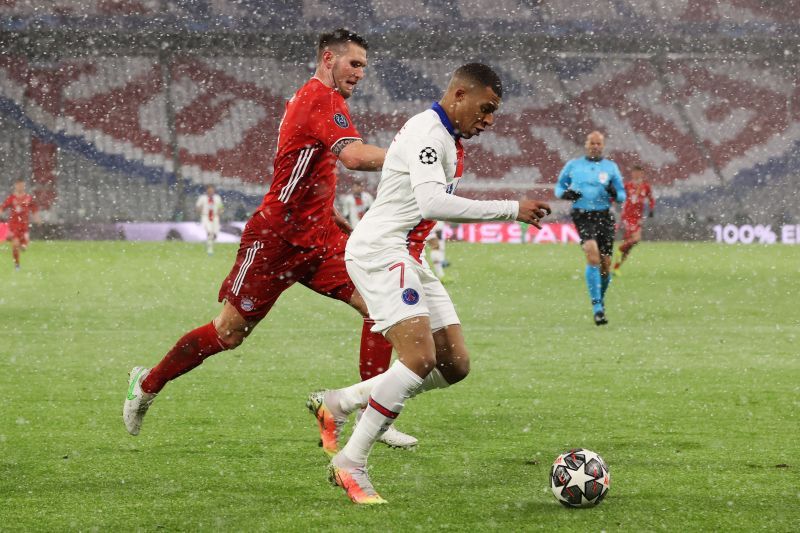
[{"left": 571, "top": 209, "right": 615, "bottom": 256}]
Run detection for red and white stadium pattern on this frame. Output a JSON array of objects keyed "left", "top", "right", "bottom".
[
  {"left": 0, "top": 53, "right": 798, "bottom": 210},
  {"left": 0, "top": 1, "right": 798, "bottom": 25}
]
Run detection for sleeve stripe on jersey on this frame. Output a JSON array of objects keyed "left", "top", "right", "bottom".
[{"left": 279, "top": 147, "right": 316, "bottom": 203}]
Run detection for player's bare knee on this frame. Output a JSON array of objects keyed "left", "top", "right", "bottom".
[
  {"left": 439, "top": 354, "right": 470, "bottom": 384},
  {"left": 217, "top": 329, "right": 245, "bottom": 349},
  {"left": 416, "top": 350, "right": 438, "bottom": 374}
]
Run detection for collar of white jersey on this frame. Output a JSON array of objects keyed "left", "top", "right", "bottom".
[{"left": 431, "top": 102, "right": 459, "bottom": 140}]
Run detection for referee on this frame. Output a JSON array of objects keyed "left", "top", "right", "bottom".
[{"left": 555, "top": 131, "right": 626, "bottom": 325}]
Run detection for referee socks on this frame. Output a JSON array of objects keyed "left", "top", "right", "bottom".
[{"left": 585, "top": 265, "right": 603, "bottom": 313}]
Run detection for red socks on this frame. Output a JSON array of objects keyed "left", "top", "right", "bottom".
[
  {"left": 12, "top": 246, "right": 19, "bottom": 266},
  {"left": 359, "top": 318, "right": 392, "bottom": 380},
  {"left": 141, "top": 318, "right": 390, "bottom": 393},
  {"left": 141, "top": 322, "right": 230, "bottom": 394}
]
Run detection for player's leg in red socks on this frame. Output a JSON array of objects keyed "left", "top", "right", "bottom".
[
  {"left": 141, "top": 321, "right": 232, "bottom": 394},
  {"left": 359, "top": 318, "right": 392, "bottom": 380},
  {"left": 12, "top": 244, "right": 20, "bottom": 268}
]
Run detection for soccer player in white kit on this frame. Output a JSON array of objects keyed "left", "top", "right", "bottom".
[
  {"left": 308, "top": 63, "right": 551, "bottom": 504},
  {"left": 195, "top": 185, "right": 223, "bottom": 255}
]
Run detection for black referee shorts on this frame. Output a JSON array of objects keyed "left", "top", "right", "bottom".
[{"left": 571, "top": 209, "right": 615, "bottom": 256}]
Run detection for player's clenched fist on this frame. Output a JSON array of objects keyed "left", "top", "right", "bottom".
[{"left": 516, "top": 200, "right": 552, "bottom": 228}]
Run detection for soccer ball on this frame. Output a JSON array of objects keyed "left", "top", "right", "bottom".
[{"left": 550, "top": 448, "right": 610, "bottom": 507}]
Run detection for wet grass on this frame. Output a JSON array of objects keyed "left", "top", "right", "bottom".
[{"left": 1, "top": 240, "right": 798, "bottom": 531}]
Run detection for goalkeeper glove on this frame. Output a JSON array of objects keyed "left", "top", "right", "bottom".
[
  {"left": 605, "top": 182, "right": 617, "bottom": 201},
  {"left": 561, "top": 189, "right": 582, "bottom": 201}
]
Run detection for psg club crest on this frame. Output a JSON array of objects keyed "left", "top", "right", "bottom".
[
  {"left": 333, "top": 113, "right": 349, "bottom": 128},
  {"left": 419, "top": 147, "right": 438, "bottom": 165},
  {"left": 401, "top": 288, "right": 420, "bottom": 305},
  {"left": 240, "top": 297, "right": 255, "bottom": 312}
]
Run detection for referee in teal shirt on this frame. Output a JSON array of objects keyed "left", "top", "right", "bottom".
[{"left": 555, "top": 131, "right": 626, "bottom": 325}]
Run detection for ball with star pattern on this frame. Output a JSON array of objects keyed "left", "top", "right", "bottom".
[{"left": 550, "top": 448, "right": 610, "bottom": 507}]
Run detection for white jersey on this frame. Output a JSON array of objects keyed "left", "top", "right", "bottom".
[
  {"left": 346, "top": 108, "right": 462, "bottom": 263},
  {"left": 196, "top": 193, "right": 223, "bottom": 224}
]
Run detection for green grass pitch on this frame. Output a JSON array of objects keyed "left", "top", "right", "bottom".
[{"left": 1, "top": 240, "right": 798, "bottom": 531}]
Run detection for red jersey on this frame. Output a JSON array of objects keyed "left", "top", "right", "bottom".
[
  {"left": 621, "top": 180, "right": 655, "bottom": 222},
  {"left": 1, "top": 193, "right": 37, "bottom": 228},
  {"left": 259, "top": 78, "right": 362, "bottom": 248}
]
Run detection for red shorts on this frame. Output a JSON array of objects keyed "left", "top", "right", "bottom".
[
  {"left": 218, "top": 211, "right": 355, "bottom": 322},
  {"left": 8, "top": 224, "right": 29, "bottom": 246},
  {"left": 621, "top": 218, "right": 641, "bottom": 241}
]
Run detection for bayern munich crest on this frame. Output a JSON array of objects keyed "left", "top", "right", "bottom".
[
  {"left": 401, "top": 288, "right": 420, "bottom": 305},
  {"left": 240, "top": 297, "right": 255, "bottom": 312},
  {"left": 419, "top": 147, "right": 438, "bottom": 164},
  {"left": 333, "top": 113, "right": 349, "bottom": 128}
]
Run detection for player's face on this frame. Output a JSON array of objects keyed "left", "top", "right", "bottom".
[
  {"left": 454, "top": 85, "right": 501, "bottom": 139},
  {"left": 585, "top": 134, "right": 604, "bottom": 158},
  {"left": 631, "top": 170, "right": 644, "bottom": 181},
  {"left": 207, "top": 186, "right": 215, "bottom": 196},
  {"left": 14, "top": 182, "right": 25, "bottom": 195},
  {"left": 331, "top": 44, "right": 367, "bottom": 99}
]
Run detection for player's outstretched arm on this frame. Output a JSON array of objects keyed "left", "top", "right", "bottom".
[
  {"left": 516, "top": 200, "right": 552, "bottom": 229},
  {"left": 337, "top": 140, "right": 386, "bottom": 171},
  {"left": 414, "top": 182, "right": 551, "bottom": 228}
]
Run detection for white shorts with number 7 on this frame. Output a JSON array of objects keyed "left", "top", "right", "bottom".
[{"left": 346, "top": 254, "right": 460, "bottom": 335}]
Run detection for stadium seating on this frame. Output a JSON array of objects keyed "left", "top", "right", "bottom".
[
  {"left": 1, "top": 1, "right": 798, "bottom": 33},
  {"left": 0, "top": 2, "right": 797, "bottom": 223}
]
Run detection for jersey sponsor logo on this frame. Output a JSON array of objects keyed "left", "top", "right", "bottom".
[
  {"left": 401, "top": 288, "right": 420, "bottom": 305},
  {"left": 419, "top": 147, "right": 438, "bottom": 165},
  {"left": 240, "top": 296, "right": 255, "bottom": 312},
  {"left": 333, "top": 113, "right": 349, "bottom": 128}
]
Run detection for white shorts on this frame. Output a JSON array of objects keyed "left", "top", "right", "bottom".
[
  {"left": 202, "top": 220, "right": 220, "bottom": 236},
  {"left": 346, "top": 254, "right": 460, "bottom": 334}
]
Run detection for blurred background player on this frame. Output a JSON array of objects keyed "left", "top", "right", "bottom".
[
  {"left": 555, "top": 131, "right": 625, "bottom": 326},
  {"left": 614, "top": 164, "right": 655, "bottom": 273},
  {"left": 124, "top": 28, "right": 416, "bottom": 449},
  {"left": 340, "top": 180, "right": 373, "bottom": 229},
  {"left": 309, "top": 63, "right": 551, "bottom": 504},
  {"left": 196, "top": 185, "right": 224, "bottom": 255},
  {"left": 426, "top": 220, "right": 447, "bottom": 280},
  {"left": 1, "top": 179, "right": 40, "bottom": 270}
]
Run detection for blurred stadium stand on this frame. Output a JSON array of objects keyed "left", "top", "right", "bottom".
[{"left": 0, "top": 0, "right": 797, "bottom": 233}]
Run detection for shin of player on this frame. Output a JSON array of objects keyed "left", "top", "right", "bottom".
[{"left": 312, "top": 63, "right": 551, "bottom": 504}]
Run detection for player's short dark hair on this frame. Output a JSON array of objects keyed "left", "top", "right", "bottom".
[
  {"left": 454, "top": 63, "right": 503, "bottom": 98},
  {"left": 632, "top": 164, "right": 644, "bottom": 171},
  {"left": 317, "top": 29, "right": 368, "bottom": 59}
]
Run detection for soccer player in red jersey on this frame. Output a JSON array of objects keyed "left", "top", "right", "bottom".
[
  {"left": 614, "top": 164, "right": 655, "bottom": 273},
  {"left": 1, "top": 180, "right": 40, "bottom": 270},
  {"left": 123, "top": 29, "right": 416, "bottom": 448}
]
